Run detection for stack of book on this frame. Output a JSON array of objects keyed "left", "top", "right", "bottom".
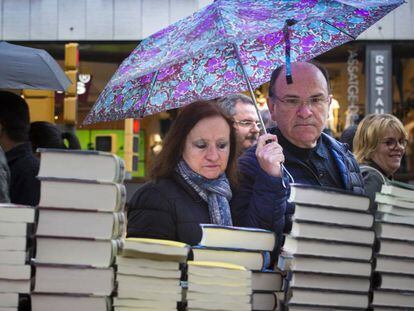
[
  {"left": 31, "top": 149, "right": 126, "bottom": 311},
  {"left": 279, "top": 184, "right": 375, "bottom": 310},
  {"left": 371, "top": 180, "right": 414, "bottom": 309},
  {"left": 188, "top": 224, "right": 278, "bottom": 310},
  {"left": 0, "top": 203, "right": 35, "bottom": 311},
  {"left": 114, "top": 237, "right": 190, "bottom": 310},
  {"left": 186, "top": 261, "right": 252, "bottom": 311}
]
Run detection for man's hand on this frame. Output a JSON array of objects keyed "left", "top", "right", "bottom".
[{"left": 255, "top": 134, "right": 285, "bottom": 177}]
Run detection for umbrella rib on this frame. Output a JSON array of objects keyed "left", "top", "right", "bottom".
[
  {"left": 138, "top": 70, "right": 159, "bottom": 118},
  {"left": 321, "top": 20, "right": 357, "bottom": 40}
]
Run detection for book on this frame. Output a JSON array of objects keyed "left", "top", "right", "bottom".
[
  {"left": 252, "top": 291, "right": 280, "bottom": 311},
  {"left": 113, "top": 297, "right": 177, "bottom": 310},
  {"left": 374, "top": 255, "right": 414, "bottom": 275},
  {"left": 375, "top": 222, "right": 414, "bottom": 241},
  {"left": 378, "top": 238, "right": 414, "bottom": 258},
  {"left": 375, "top": 272, "right": 414, "bottom": 291},
  {"left": 252, "top": 270, "right": 283, "bottom": 291},
  {"left": 38, "top": 148, "right": 125, "bottom": 183},
  {"left": 376, "top": 192, "right": 414, "bottom": 209},
  {"left": 0, "top": 222, "right": 29, "bottom": 237},
  {"left": 377, "top": 203, "right": 414, "bottom": 217},
  {"left": 290, "top": 221, "right": 375, "bottom": 245},
  {"left": 0, "top": 204, "right": 35, "bottom": 223},
  {"left": 0, "top": 236, "right": 26, "bottom": 251},
  {"left": 277, "top": 253, "right": 372, "bottom": 276},
  {"left": 36, "top": 208, "right": 125, "bottom": 239},
  {"left": 0, "top": 293, "right": 18, "bottom": 307},
  {"left": 381, "top": 180, "right": 414, "bottom": 201},
  {"left": 31, "top": 294, "right": 111, "bottom": 311},
  {"left": 117, "top": 274, "right": 180, "bottom": 292},
  {"left": 187, "top": 260, "right": 252, "bottom": 282},
  {"left": 115, "top": 256, "right": 180, "bottom": 271},
  {"left": 33, "top": 264, "right": 114, "bottom": 295},
  {"left": 372, "top": 289, "right": 414, "bottom": 308},
  {"left": 286, "top": 288, "right": 369, "bottom": 308},
  {"left": 288, "top": 272, "right": 371, "bottom": 292},
  {"left": 0, "top": 264, "right": 30, "bottom": 280},
  {"left": 0, "top": 279, "right": 30, "bottom": 293},
  {"left": 191, "top": 246, "right": 271, "bottom": 270},
  {"left": 292, "top": 204, "right": 374, "bottom": 228},
  {"left": 0, "top": 250, "right": 26, "bottom": 265},
  {"left": 282, "top": 236, "right": 373, "bottom": 261},
  {"left": 288, "top": 183, "right": 370, "bottom": 211},
  {"left": 377, "top": 212, "right": 414, "bottom": 226},
  {"left": 117, "top": 264, "right": 181, "bottom": 278},
  {"left": 198, "top": 224, "right": 276, "bottom": 251},
  {"left": 121, "top": 238, "right": 190, "bottom": 263},
  {"left": 38, "top": 178, "right": 126, "bottom": 212},
  {"left": 35, "top": 236, "right": 119, "bottom": 267}
]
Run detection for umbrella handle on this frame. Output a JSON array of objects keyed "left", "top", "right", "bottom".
[{"left": 232, "top": 43, "right": 294, "bottom": 187}]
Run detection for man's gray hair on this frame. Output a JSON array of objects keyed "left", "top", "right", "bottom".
[{"left": 217, "top": 94, "right": 254, "bottom": 117}]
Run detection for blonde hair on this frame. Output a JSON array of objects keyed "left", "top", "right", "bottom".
[{"left": 353, "top": 113, "right": 407, "bottom": 164}]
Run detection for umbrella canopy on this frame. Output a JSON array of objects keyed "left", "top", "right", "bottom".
[
  {"left": 0, "top": 41, "right": 71, "bottom": 91},
  {"left": 84, "top": 0, "right": 403, "bottom": 124}
]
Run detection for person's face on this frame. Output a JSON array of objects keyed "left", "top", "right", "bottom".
[
  {"left": 233, "top": 101, "right": 260, "bottom": 150},
  {"left": 182, "top": 116, "right": 230, "bottom": 179},
  {"left": 371, "top": 128, "right": 407, "bottom": 176},
  {"left": 268, "top": 62, "right": 331, "bottom": 148}
]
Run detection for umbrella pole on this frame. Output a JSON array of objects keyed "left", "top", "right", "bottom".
[
  {"left": 232, "top": 43, "right": 267, "bottom": 135},
  {"left": 232, "top": 43, "right": 294, "bottom": 186}
]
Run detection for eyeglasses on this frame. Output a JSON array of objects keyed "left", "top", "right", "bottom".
[
  {"left": 380, "top": 138, "right": 408, "bottom": 149},
  {"left": 274, "top": 95, "right": 330, "bottom": 109},
  {"left": 233, "top": 120, "right": 262, "bottom": 129}
]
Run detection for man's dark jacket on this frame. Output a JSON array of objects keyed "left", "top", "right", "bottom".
[
  {"left": 231, "top": 127, "right": 365, "bottom": 247},
  {"left": 128, "top": 173, "right": 222, "bottom": 246},
  {"left": 6, "top": 142, "right": 40, "bottom": 206}
]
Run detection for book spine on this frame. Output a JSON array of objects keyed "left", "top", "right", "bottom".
[
  {"left": 115, "top": 156, "right": 126, "bottom": 184},
  {"left": 115, "top": 184, "right": 127, "bottom": 212},
  {"left": 112, "top": 212, "right": 126, "bottom": 239}
]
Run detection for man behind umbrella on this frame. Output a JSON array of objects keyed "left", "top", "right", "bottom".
[
  {"left": 0, "top": 91, "right": 40, "bottom": 206},
  {"left": 217, "top": 94, "right": 261, "bottom": 154},
  {"left": 231, "top": 61, "right": 364, "bottom": 251}
]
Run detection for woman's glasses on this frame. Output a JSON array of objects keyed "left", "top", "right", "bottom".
[{"left": 380, "top": 138, "right": 408, "bottom": 150}]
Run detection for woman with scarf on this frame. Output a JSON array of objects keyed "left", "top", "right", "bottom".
[
  {"left": 127, "top": 100, "right": 239, "bottom": 245},
  {"left": 353, "top": 113, "right": 408, "bottom": 211}
]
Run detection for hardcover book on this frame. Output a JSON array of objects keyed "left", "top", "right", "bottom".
[
  {"left": 38, "top": 178, "right": 126, "bottom": 212},
  {"left": 198, "top": 224, "right": 276, "bottom": 251},
  {"left": 38, "top": 148, "right": 125, "bottom": 183},
  {"left": 289, "top": 183, "right": 370, "bottom": 211}
]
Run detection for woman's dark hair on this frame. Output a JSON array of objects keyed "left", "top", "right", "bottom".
[
  {"left": 29, "top": 121, "right": 81, "bottom": 153},
  {"left": 150, "top": 100, "right": 238, "bottom": 186}
]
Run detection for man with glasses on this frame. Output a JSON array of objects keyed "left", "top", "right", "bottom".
[
  {"left": 218, "top": 94, "right": 261, "bottom": 153},
  {"left": 232, "top": 62, "right": 364, "bottom": 252}
]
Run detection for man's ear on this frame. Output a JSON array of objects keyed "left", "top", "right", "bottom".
[{"left": 267, "top": 97, "right": 275, "bottom": 114}]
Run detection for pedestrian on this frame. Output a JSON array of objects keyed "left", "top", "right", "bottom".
[
  {"left": 353, "top": 113, "right": 408, "bottom": 210},
  {"left": 0, "top": 91, "right": 40, "bottom": 206},
  {"left": 231, "top": 61, "right": 364, "bottom": 251},
  {"left": 29, "top": 121, "right": 81, "bottom": 156},
  {"left": 127, "top": 100, "right": 239, "bottom": 245},
  {"left": 217, "top": 94, "right": 261, "bottom": 154},
  {"left": 0, "top": 145, "right": 10, "bottom": 203}
]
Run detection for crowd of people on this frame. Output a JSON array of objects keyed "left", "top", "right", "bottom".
[{"left": 0, "top": 61, "right": 410, "bottom": 254}]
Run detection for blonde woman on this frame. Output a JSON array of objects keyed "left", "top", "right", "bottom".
[{"left": 353, "top": 114, "right": 408, "bottom": 210}]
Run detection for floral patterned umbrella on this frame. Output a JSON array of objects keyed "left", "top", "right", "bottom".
[{"left": 84, "top": 0, "right": 403, "bottom": 124}]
